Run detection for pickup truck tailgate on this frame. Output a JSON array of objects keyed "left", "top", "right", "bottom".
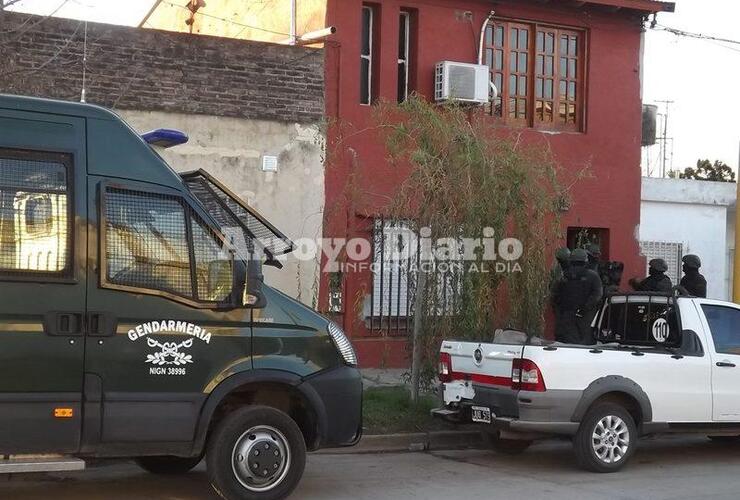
[{"left": 441, "top": 341, "right": 523, "bottom": 387}]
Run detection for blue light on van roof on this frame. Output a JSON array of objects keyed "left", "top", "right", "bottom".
[{"left": 141, "top": 129, "right": 189, "bottom": 148}]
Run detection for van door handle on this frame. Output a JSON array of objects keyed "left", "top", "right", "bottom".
[
  {"left": 716, "top": 361, "right": 737, "bottom": 368},
  {"left": 87, "top": 312, "right": 117, "bottom": 337},
  {"left": 44, "top": 312, "right": 84, "bottom": 336}
]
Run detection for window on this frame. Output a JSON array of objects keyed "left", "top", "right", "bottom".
[
  {"left": 701, "top": 305, "right": 740, "bottom": 355},
  {"left": 104, "top": 186, "right": 232, "bottom": 303},
  {"left": 639, "top": 240, "right": 683, "bottom": 285},
  {"left": 397, "top": 11, "right": 411, "bottom": 102},
  {"left": 360, "top": 5, "right": 375, "bottom": 105},
  {"left": 0, "top": 149, "right": 71, "bottom": 277},
  {"left": 599, "top": 296, "right": 679, "bottom": 346},
  {"left": 484, "top": 20, "right": 585, "bottom": 131}
]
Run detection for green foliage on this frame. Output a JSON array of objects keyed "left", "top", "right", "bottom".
[
  {"left": 363, "top": 386, "right": 447, "bottom": 434},
  {"left": 373, "top": 96, "right": 573, "bottom": 384},
  {"left": 669, "top": 159, "right": 736, "bottom": 182}
]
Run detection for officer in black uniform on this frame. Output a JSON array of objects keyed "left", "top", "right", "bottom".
[
  {"left": 629, "top": 258, "right": 673, "bottom": 292},
  {"left": 553, "top": 249, "right": 603, "bottom": 344},
  {"left": 680, "top": 254, "right": 707, "bottom": 298},
  {"left": 551, "top": 247, "right": 571, "bottom": 285},
  {"left": 586, "top": 243, "right": 601, "bottom": 273}
]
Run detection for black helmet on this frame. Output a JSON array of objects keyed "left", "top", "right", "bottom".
[
  {"left": 682, "top": 254, "right": 701, "bottom": 269},
  {"left": 649, "top": 258, "right": 668, "bottom": 273},
  {"left": 586, "top": 243, "right": 601, "bottom": 258},
  {"left": 555, "top": 247, "right": 571, "bottom": 262},
  {"left": 570, "top": 248, "right": 589, "bottom": 263}
]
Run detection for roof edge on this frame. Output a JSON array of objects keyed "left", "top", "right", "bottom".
[{"left": 583, "top": 0, "right": 675, "bottom": 13}]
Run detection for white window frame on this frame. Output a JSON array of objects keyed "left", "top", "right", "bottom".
[
  {"left": 398, "top": 11, "right": 410, "bottom": 102},
  {"left": 360, "top": 5, "right": 374, "bottom": 105}
]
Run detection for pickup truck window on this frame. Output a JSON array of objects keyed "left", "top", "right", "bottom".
[
  {"left": 701, "top": 305, "right": 740, "bottom": 355},
  {"left": 0, "top": 149, "right": 71, "bottom": 278},
  {"left": 599, "top": 296, "right": 679, "bottom": 347}
]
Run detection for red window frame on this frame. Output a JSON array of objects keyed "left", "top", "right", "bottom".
[{"left": 484, "top": 20, "right": 586, "bottom": 132}]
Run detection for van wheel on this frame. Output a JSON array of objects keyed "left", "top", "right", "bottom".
[
  {"left": 135, "top": 455, "right": 202, "bottom": 474},
  {"left": 574, "top": 403, "right": 637, "bottom": 473},
  {"left": 484, "top": 431, "right": 532, "bottom": 455},
  {"left": 207, "top": 405, "right": 306, "bottom": 500}
]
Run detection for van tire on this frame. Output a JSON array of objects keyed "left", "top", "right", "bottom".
[
  {"left": 574, "top": 402, "right": 637, "bottom": 473},
  {"left": 135, "top": 455, "right": 202, "bottom": 475},
  {"left": 207, "top": 405, "right": 306, "bottom": 500},
  {"left": 484, "top": 431, "right": 532, "bottom": 454}
]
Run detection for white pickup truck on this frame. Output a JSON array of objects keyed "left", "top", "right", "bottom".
[{"left": 432, "top": 291, "right": 740, "bottom": 472}]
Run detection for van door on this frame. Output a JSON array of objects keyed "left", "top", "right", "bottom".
[
  {"left": 84, "top": 178, "right": 252, "bottom": 452},
  {"left": 0, "top": 110, "right": 87, "bottom": 453},
  {"left": 697, "top": 302, "right": 740, "bottom": 421}
]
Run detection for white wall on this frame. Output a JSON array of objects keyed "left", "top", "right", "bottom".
[
  {"left": 640, "top": 177, "right": 736, "bottom": 300},
  {"left": 119, "top": 110, "right": 325, "bottom": 307}
]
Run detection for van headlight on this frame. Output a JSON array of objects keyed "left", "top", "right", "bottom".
[{"left": 327, "top": 321, "right": 357, "bottom": 366}]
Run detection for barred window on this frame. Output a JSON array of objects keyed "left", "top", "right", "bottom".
[
  {"left": 0, "top": 149, "right": 71, "bottom": 277},
  {"left": 192, "top": 217, "right": 233, "bottom": 302},
  {"left": 104, "top": 186, "right": 234, "bottom": 304},
  {"left": 639, "top": 240, "right": 683, "bottom": 285},
  {"left": 105, "top": 188, "right": 193, "bottom": 298}
]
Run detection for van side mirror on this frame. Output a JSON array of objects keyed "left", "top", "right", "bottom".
[{"left": 238, "top": 256, "right": 265, "bottom": 308}]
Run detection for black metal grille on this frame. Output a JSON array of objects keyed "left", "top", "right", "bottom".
[
  {"left": 182, "top": 170, "right": 293, "bottom": 260},
  {"left": 191, "top": 216, "right": 233, "bottom": 302},
  {"left": 105, "top": 188, "right": 193, "bottom": 298},
  {"left": 0, "top": 150, "right": 70, "bottom": 277}
]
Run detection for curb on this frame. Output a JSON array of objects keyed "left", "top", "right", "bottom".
[{"left": 315, "top": 430, "right": 484, "bottom": 454}]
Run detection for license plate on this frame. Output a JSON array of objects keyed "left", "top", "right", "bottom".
[{"left": 471, "top": 405, "right": 492, "bottom": 424}]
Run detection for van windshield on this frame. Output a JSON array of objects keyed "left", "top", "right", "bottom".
[{"left": 181, "top": 170, "right": 294, "bottom": 263}]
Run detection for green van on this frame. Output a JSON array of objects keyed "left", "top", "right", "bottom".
[{"left": 0, "top": 94, "right": 362, "bottom": 500}]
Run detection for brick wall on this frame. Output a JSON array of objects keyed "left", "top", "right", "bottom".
[{"left": 0, "top": 12, "right": 324, "bottom": 123}]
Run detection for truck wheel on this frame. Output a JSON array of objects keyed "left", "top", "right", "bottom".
[
  {"left": 207, "top": 405, "right": 306, "bottom": 500},
  {"left": 135, "top": 455, "right": 202, "bottom": 475},
  {"left": 484, "top": 431, "right": 532, "bottom": 455},
  {"left": 574, "top": 403, "right": 637, "bottom": 473}
]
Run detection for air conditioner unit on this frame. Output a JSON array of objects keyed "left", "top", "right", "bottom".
[{"left": 434, "top": 61, "right": 490, "bottom": 104}]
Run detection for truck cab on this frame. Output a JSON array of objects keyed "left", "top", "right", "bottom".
[{"left": 0, "top": 94, "right": 361, "bottom": 500}]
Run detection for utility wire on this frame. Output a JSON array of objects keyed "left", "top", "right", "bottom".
[
  {"left": 653, "top": 22, "right": 740, "bottom": 47},
  {"left": 161, "top": 0, "right": 292, "bottom": 38}
]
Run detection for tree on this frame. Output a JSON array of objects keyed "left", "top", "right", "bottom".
[
  {"left": 668, "top": 159, "right": 736, "bottom": 182},
  {"left": 0, "top": 0, "right": 25, "bottom": 10},
  {"left": 365, "top": 96, "right": 581, "bottom": 397}
]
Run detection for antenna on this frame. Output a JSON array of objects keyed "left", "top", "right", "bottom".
[
  {"left": 655, "top": 100, "right": 673, "bottom": 177},
  {"left": 80, "top": 20, "right": 87, "bottom": 103}
]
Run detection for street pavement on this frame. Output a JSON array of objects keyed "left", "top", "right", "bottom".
[{"left": 2, "top": 435, "right": 740, "bottom": 499}]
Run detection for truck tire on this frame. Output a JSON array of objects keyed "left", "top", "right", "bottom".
[
  {"left": 484, "top": 431, "right": 532, "bottom": 455},
  {"left": 573, "top": 402, "right": 637, "bottom": 473},
  {"left": 206, "top": 405, "right": 306, "bottom": 500},
  {"left": 135, "top": 455, "right": 202, "bottom": 475}
]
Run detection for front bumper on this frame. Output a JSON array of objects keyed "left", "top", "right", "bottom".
[{"left": 301, "top": 365, "right": 363, "bottom": 449}]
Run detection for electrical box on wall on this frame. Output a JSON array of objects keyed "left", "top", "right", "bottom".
[
  {"left": 262, "top": 155, "right": 278, "bottom": 172},
  {"left": 434, "top": 61, "right": 490, "bottom": 105}
]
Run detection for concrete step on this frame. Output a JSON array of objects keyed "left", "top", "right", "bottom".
[{"left": 0, "top": 456, "right": 85, "bottom": 474}]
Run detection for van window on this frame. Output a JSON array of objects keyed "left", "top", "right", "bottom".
[
  {"left": 0, "top": 149, "right": 71, "bottom": 277},
  {"left": 105, "top": 188, "right": 193, "bottom": 298},
  {"left": 103, "top": 186, "right": 233, "bottom": 303},
  {"left": 701, "top": 305, "right": 740, "bottom": 355}
]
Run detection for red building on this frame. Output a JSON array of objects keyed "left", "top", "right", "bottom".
[{"left": 320, "top": 0, "right": 675, "bottom": 368}]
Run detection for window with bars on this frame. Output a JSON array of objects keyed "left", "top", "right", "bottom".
[
  {"left": 639, "top": 240, "right": 683, "bottom": 286},
  {"left": 484, "top": 20, "right": 585, "bottom": 131},
  {"left": 103, "top": 186, "right": 232, "bottom": 304},
  {"left": 360, "top": 5, "right": 376, "bottom": 105},
  {"left": 0, "top": 149, "right": 71, "bottom": 278}
]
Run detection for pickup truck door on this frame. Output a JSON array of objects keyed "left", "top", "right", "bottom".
[
  {"left": 697, "top": 301, "right": 740, "bottom": 421},
  {"left": 0, "top": 110, "right": 87, "bottom": 453}
]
